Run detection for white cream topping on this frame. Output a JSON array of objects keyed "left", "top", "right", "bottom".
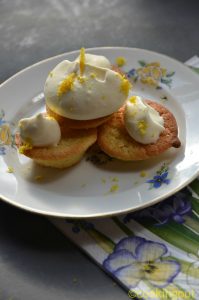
[
  {"left": 124, "top": 96, "right": 164, "bottom": 144},
  {"left": 19, "top": 113, "right": 61, "bottom": 147},
  {"left": 75, "top": 53, "right": 111, "bottom": 69},
  {"left": 44, "top": 53, "right": 130, "bottom": 120}
]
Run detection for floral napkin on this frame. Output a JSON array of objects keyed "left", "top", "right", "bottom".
[{"left": 51, "top": 57, "right": 199, "bottom": 300}]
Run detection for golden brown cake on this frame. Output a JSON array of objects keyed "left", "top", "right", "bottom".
[
  {"left": 16, "top": 128, "right": 97, "bottom": 168},
  {"left": 97, "top": 100, "right": 181, "bottom": 161},
  {"left": 46, "top": 105, "right": 113, "bottom": 129}
]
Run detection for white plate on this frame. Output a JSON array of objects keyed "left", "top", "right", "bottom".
[{"left": 0, "top": 47, "right": 199, "bottom": 218}]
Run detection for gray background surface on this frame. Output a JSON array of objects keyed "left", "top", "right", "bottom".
[{"left": 0, "top": 0, "right": 198, "bottom": 299}]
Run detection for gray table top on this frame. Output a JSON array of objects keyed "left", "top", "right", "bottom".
[{"left": 0, "top": 0, "right": 199, "bottom": 299}]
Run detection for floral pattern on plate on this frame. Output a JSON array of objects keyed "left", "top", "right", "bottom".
[
  {"left": 146, "top": 163, "right": 170, "bottom": 189},
  {"left": 126, "top": 61, "right": 175, "bottom": 88},
  {"left": 0, "top": 109, "right": 16, "bottom": 155}
]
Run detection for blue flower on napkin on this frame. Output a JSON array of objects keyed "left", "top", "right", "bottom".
[
  {"left": 103, "top": 237, "right": 180, "bottom": 289},
  {"left": 124, "top": 189, "right": 192, "bottom": 225},
  {"left": 65, "top": 220, "right": 94, "bottom": 233},
  {"left": 148, "top": 192, "right": 192, "bottom": 225}
]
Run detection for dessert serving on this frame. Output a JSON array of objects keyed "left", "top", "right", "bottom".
[
  {"left": 2, "top": 46, "right": 198, "bottom": 218},
  {"left": 16, "top": 48, "right": 181, "bottom": 168}
]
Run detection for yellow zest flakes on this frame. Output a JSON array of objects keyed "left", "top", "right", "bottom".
[
  {"left": 77, "top": 75, "right": 86, "bottom": 84},
  {"left": 111, "top": 177, "right": 119, "bottom": 183},
  {"left": 120, "top": 75, "right": 132, "bottom": 97},
  {"left": 116, "top": 56, "right": 126, "bottom": 67},
  {"left": 7, "top": 166, "right": 14, "bottom": 173},
  {"left": 90, "top": 73, "right": 96, "bottom": 79},
  {"left": 79, "top": 47, "right": 85, "bottom": 76},
  {"left": 35, "top": 175, "right": 44, "bottom": 181},
  {"left": 57, "top": 73, "right": 76, "bottom": 97},
  {"left": 0, "top": 124, "right": 11, "bottom": 145},
  {"left": 129, "top": 96, "right": 137, "bottom": 104},
  {"left": 140, "top": 171, "right": 147, "bottom": 177},
  {"left": 109, "top": 184, "right": 119, "bottom": 193},
  {"left": 137, "top": 120, "right": 147, "bottom": 136},
  {"left": 19, "top": 142, "right": 32, "bottom": 154},
  {"left": 49, "top": 72, "right": 53, "bottom": 77}
]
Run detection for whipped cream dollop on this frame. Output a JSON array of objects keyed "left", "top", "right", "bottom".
[
  {"left": 19, "top": 113, "right": 61, "bottom": 147},
  {"left": 124, "top": 96, "right": 164, "bottom": 144},
  {"left": 75, "top": 53, "right": 111, "bottom": 69},
  {"left": 44, "top": 50, "right": 130, "bottom": 120}
]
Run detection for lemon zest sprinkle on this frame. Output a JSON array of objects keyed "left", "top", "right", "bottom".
[
  {"left": 57, "top": 73, "right": 76, "bottom": 97},
  {"left": 129, "top": 96, "right": 137, "bottom": 104},
  {"left": 79, "top": 47, "right": 85, "bottom": 76},
  {"left": 77, "top": 75, "right": 86, "bottom": 84},
  {"left": 90, "top": 73, "right": 96, "bottom": 79},
  {"left": 140, "top": 171, "right": 147, "bottom": 177},
  {"left": 137, "top": 120, "right": 148, "bottom": 136},
  {"left": 116, "top": 56, "right": 126, "bottom": 67},
  {"left": 7, "top": 166, "right": 14, "bottom": 173},
  {"left": 120, "top": 75, "right": 132, "bottom": 97},
  {"left": 109, "top": 184, "right": 119, "bottom": 193},
  {"left": 19, "top": 142, "right": 32, "bottom": 154}
]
